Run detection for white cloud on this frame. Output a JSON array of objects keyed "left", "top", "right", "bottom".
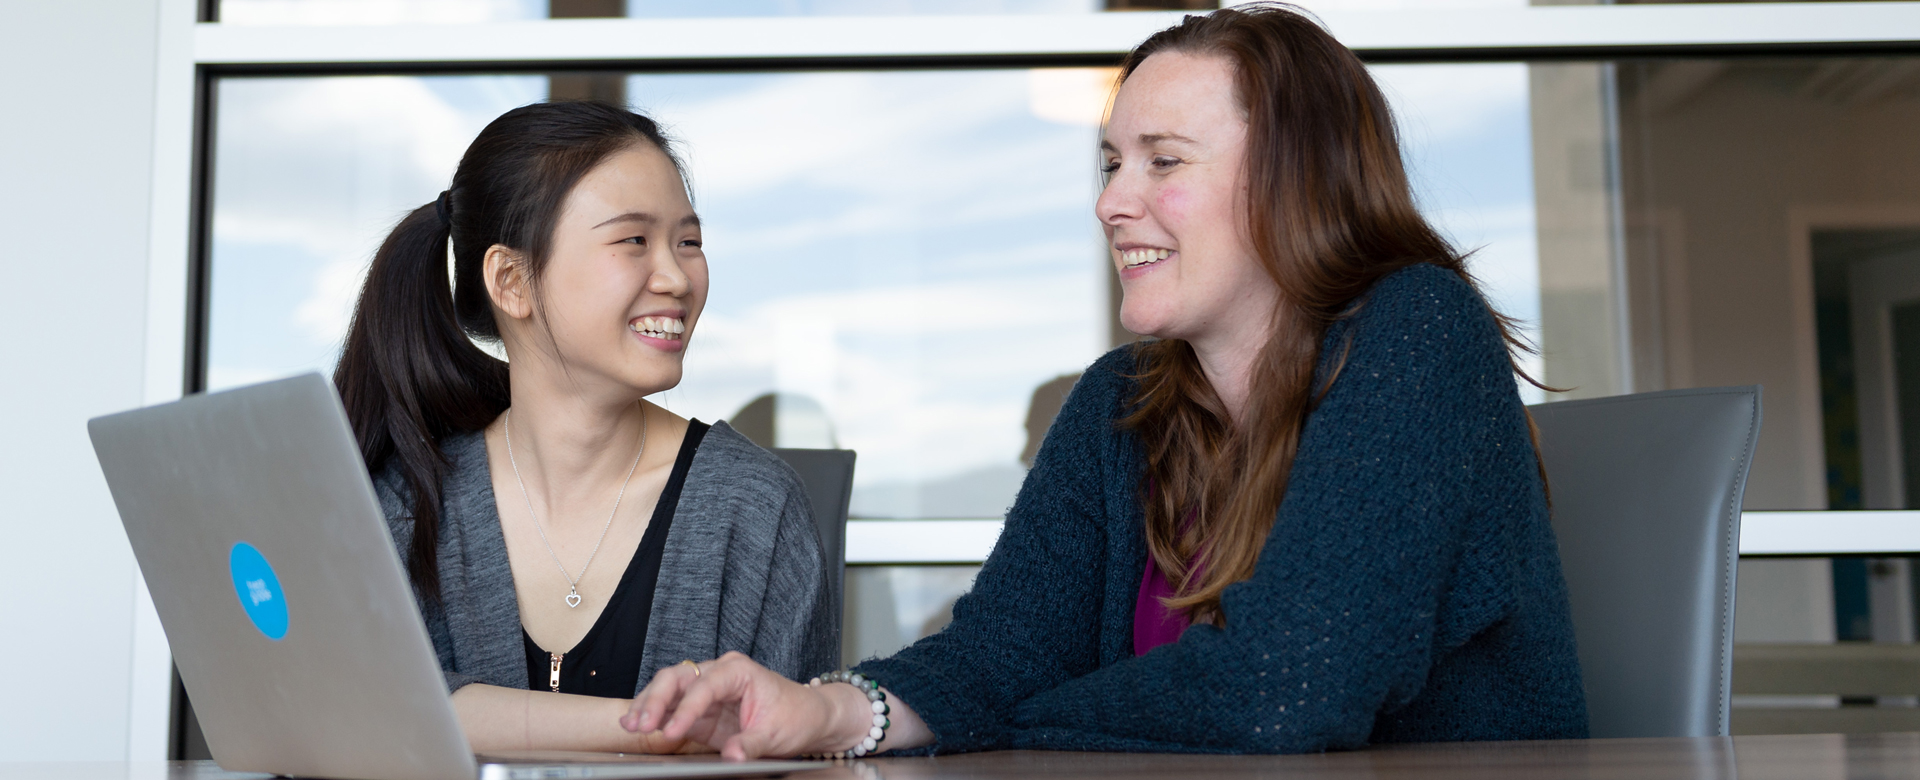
[
  {"left": 666, "top": 269, "right": 1102, "bottom": 487},
  {"left": 640, "top": 70, "right": 1093, "bottom": 204},
  {"left": 213, "top": 75, "right": 541, "bottom": 348},
  {"left": 621, "top": 70, "right": 1109, "bottom": 498}
]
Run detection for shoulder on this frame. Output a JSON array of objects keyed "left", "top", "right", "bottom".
[
  {"left": 683, "top": 421, "right": 810, "bottom": 510},
  {"left": 1058, "top": 344, "right": 1143, "bottom": 417},
  {"left": 370, "top": 429, "right": 488, "bottom": 517},
  {"left": 439, "top": 429, "right": 492, "bottom": 503},
  {"left": 371, "top": 456, "right": 407, "bottom": 515},
  {"left": 1015, "top": 345, "right": 1147, "bottom": 476},
  {"left": 1324, "top": 263, "right": 1509, "bottom": 373},
  {"left": 676, "top": 422, "right": 823, "bottom": 570},
  {"left": 1085, "top": 342, "right": 1143, "bottom": 382},
  {"left": 1022, "top": 345, "right": 1142, "bottom": 447},
  {"left": 1341, "top": 263, "right": 1499, "bottom": 341}
]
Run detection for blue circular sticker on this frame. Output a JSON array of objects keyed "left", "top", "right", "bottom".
[{"left": 229, "top": 542, "right": 288, "bottom": 640}]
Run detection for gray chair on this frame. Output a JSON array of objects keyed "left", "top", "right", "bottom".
[
  {"left": 771, "top": 448, "right": 857, "bottom": 654},
  {"left": 1529, "top": 386, "right": 1762, "bottom": 738}
]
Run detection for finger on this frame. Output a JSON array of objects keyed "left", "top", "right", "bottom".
[
  {"left": 721, "top": 726, "right": 778, "bottom": 763},
  {"left": 637, "top": 729, "right": 685, "bottom": 755},
  {"left": 679, "top": 709, "right": 733, "bottom": 751},
  {"left": 663, "top": 673, "right": 735, "bottom": 741},
  {"left": 719, "top": 733, "right": 749, "bottom": 763},
  {"left": 623, "top": 674, "right": 675, "bottom": 732},
  {"left": 626, "top": 664, "right": 694, "bottom": 732},
  {"left": 726, "top": 680, "right": 806, "bottom": 760},
  {"left": 664, "top": 697, "right": 726, "bottom": 746}
]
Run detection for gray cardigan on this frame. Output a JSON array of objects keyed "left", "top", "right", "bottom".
[{"left": 374, "top": 421, "right": 837, "bottom": 695}]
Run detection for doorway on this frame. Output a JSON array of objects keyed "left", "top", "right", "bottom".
[{"left": 1813, "top": 228, "right": 1920, "bottom": 644}]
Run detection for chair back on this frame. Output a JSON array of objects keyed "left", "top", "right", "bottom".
[
  {"left": 1529, "top": 386, "right": 1762, "bottom": 738},
  {"left": 771, "top": 448, "right": 857, "bottom": 651}
]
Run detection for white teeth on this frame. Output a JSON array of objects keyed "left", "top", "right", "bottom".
[
  {"left": 1121, "top": 248, "right": 1173, "bottom": 268},
  {"left": 629, "top": 316, "right": 686, "bottom": 340}
]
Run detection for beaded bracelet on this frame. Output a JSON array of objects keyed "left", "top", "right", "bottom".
[{"left": 803, "top": 670, "right": 890, "bottom": 759}]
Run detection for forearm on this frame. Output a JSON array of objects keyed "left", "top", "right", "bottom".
[{"left": 452, "top": 684, "right": 682, "bottom": 753}]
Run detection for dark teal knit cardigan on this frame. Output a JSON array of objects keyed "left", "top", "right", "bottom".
[{"left": 854, "top": 263, "right": 1589, "bottom": 753}]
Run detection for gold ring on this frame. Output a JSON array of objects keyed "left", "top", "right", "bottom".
[{"left": 680, "top": 659, "right": 701, "bottom": 678}]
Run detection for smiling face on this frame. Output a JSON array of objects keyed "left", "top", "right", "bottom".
[
  {"left": 1098, "top": 51, "right": 1279, "bottom": 348},
  {"left": 490, "top": 142, "right": 708, "bottom": 399}
]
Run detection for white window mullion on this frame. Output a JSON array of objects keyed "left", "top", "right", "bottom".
[{"left": 192, "top": 3, "right": 1920, "bottom": 69}]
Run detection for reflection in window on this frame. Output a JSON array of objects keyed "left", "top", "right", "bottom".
[
  {"left": 1576, "top": 54, "right": 1920, "bottom": 734},
  {"left": 844, "top": 565, "right": 979, "bottom": 665}
]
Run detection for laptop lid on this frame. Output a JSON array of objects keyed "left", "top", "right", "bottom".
[{"left": 91, "top": 374, "right": 478, "bottom": 780}]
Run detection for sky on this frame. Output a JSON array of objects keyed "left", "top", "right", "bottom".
[{"left": 206, "top": 59, "right": 1540, "bottom": 520}]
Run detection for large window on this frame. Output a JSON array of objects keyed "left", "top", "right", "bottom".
[
  {"left": 203, "top": 58, "right": 1541, "bottom": 674},
  {"left": 164, "top": 1, "right": 1920, "bottom": 754},
  {"left": 206, "top": 62, "right": 1541, "bottom": 520}
]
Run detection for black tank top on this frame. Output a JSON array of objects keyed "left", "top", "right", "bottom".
[{"left": 522, "top": 420, "right": 709, "bottom": 698}]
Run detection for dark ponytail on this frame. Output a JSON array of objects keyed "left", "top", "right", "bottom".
[{"left": 333, "top": 100, "right": 685, "bottom": 601}]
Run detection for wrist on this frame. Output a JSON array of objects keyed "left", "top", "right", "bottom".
[
  {"left": 806, "top": 671, "right": 892, "bottom": 758},
  {"left": 817, "top": 682, "right": 873, "bottom": 753},
  {"left": 606, "top": 696, "right": 651, "bottom": 750}
]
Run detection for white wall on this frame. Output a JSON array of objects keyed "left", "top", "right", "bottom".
[{"left": 0, "top": 0, "right": 170, "bottom": 762}]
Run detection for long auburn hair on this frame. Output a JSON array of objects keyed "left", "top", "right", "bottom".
[
  {"left": 333, "top": 101, "right": 685, "bottom": 602},
  {"left": 1118, "top": 4, "right": 1544, "bottom": 625}
]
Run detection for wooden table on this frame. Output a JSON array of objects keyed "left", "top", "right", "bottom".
[{"left": 10, "top": 733, "right": 1920, "bottom": 780}]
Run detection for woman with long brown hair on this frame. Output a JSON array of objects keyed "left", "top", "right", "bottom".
[{"left": 620, "top": 4, "right": 1587, "bottom": 755}]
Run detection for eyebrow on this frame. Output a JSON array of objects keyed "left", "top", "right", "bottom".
[
  {"left": 591, "top": 212, "right": 701, "bottom": 230},
  {"left": 1139, "top": 132, "right": 1200, "bottom": 146},
  {"left": 1099, "top": 133, "right": 1202, "bottom": 153}
]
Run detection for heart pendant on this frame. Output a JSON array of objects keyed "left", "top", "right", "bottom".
[{"left": 565, "top": 592, "right": 582, "bottom": 608}]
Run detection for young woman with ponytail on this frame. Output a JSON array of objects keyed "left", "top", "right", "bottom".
[
  {"left": 625, "top": 4, "right": 1587, "bottom": 757},
  {"left": 334, "top": 100, "right": 834, "bottom": 753}
]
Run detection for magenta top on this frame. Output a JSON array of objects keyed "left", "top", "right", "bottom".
[
  {"left": 1134, "top": 499, "right": 1200, "bottom": 655},
  {"left": 1132, "top": 558, "right": 1188, "bottom": 655}
]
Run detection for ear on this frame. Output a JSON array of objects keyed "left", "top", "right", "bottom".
[{"left": 482, "top": 244, "right": 535, "bottom": 321}]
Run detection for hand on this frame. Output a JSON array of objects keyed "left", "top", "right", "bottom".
[{"left": 622, "top": 652, "right": 868, "bottom": 760}]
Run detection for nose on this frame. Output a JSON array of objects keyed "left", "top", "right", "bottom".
[
  {"left": 648, "top": 251, "right": 691, "bottom": 298},
  {"left": 1095, "top": 166, "right": 1142, "bottom": 228}
]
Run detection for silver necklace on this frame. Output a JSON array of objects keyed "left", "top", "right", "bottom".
[{"left": 504, "top": 406, "right": 647, "bottom": 609}]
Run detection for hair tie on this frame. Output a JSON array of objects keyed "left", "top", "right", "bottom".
[{"left": 434, "top": 190, "right": 452, "bottom": 228}]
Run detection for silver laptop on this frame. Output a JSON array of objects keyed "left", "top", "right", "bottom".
[{"left": 89, "top": 373, "right": 823, "bottom": 780}]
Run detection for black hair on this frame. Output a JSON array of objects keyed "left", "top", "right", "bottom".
[{"left": 333, "top": 100, "right": 686, "bottom": 601}]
